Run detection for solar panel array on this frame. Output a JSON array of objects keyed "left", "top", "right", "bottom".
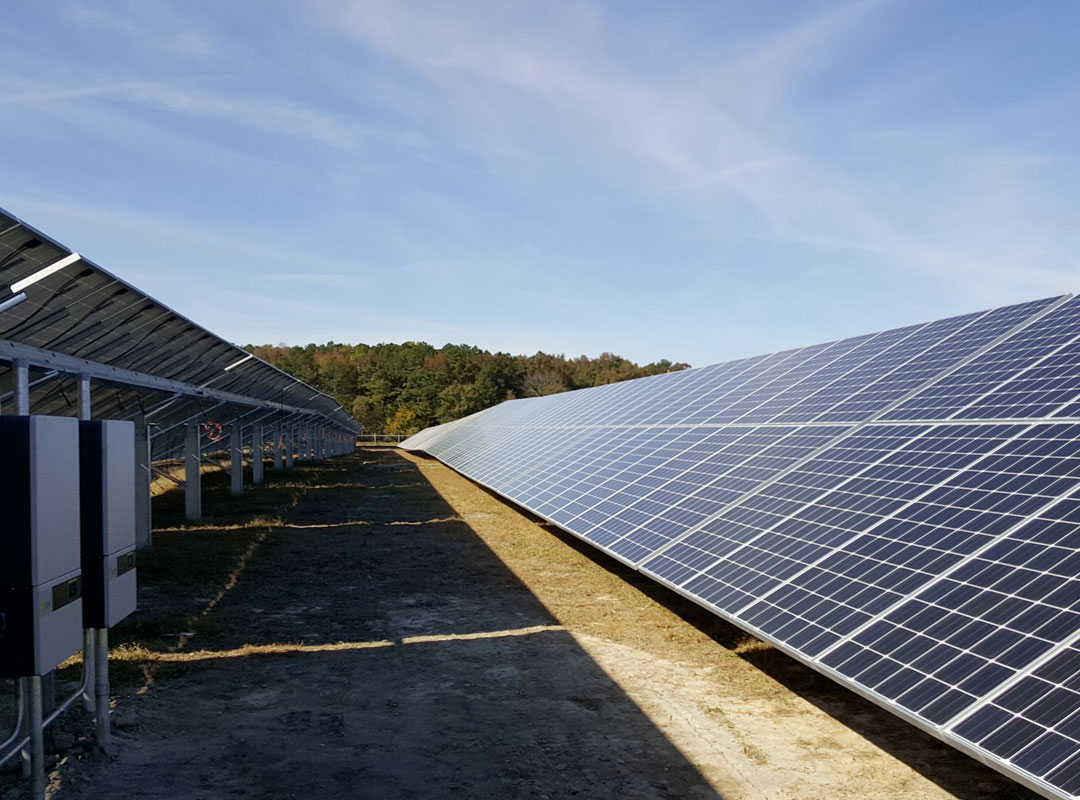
[
  {"left": 402, "top": 293, "right": 1080, "bottom": 800},
  {"left": 0, "top": 207, "right": 360, "bottom": 458}
]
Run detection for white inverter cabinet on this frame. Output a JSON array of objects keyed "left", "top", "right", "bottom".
[
  {"left": 79, "top": 420, "right": 137, "bottom": 629},
  {"left": 0, "top": 416, "right": 83, "bottom": 678}
]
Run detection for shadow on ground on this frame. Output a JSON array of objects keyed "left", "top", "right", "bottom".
[
  {"left": 454, "top": 479, "right": 1037, "bottom": 800},
  {"left": 46, "top": 449, "right": 722, "bottom": 800}
]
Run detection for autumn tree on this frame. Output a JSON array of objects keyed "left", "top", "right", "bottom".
[{"left": 247, "top": 340, "right": 688, "bottom": 434}]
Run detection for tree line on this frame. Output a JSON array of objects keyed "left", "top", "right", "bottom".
[{"left": 245, "top": 342, "right": 689, "bottom": 435}]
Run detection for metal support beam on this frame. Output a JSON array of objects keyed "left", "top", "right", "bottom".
[
  {"left": 230, "top": 420, "right": 243, "bottom": 496},
  {"left": 284, "top": 425, "right": 294, "bottom": 469},
  {"left": 185, "top": 423, "right": 202, "bottom": 522},
  {"left": 0, "top": 339, "right": 315, "bottom": 416},
  {"left": 273, "top": 422, "right": 283, "bottom": 470},
  {"left": 252, "top": 423, "right": 264, "bottom": 485}
]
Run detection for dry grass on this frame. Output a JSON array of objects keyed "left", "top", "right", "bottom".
[{"left": 2, "top": 447, "right": 1038, "bottom": 800}]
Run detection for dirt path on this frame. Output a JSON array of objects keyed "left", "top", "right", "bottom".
[{"left": 8, "top": 448, "right": 1033, "bottom": 799}]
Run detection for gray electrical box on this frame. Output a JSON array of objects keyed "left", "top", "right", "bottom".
[
  {"left": 0, "top": 416, "right": 83, "bottom": 678},
  {"left": 80, "top": 420, "right": 137, "bottom": 629}
]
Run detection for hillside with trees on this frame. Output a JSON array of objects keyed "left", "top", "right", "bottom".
[{"left": 245, "top": 342, "right": 690, "bottom": 435}]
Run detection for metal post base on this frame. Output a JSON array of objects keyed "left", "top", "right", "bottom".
[
  {"left": 29, "top": 676, "right": 44, "bottom": 800},
  {"left": 82, "top": 629, "right": 96, "bottom": 713},
  {"left": 95, "top": 628, "right": 111, "bottom": 754}
]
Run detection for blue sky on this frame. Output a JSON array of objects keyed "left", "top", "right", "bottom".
[{"left": 2, "top": 1, "right": 1079, "bottom": 367}]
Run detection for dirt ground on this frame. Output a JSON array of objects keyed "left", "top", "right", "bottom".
[{"left": 1, "top": 447, "right": 1037, "bottom": 799}]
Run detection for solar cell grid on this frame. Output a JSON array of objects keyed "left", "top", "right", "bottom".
[
  {"left": 714, "top": 424, "right": 1069, "bottom": 653},
  {"left": 952, "top": 640, "right": 1080, "bottom": 794},
  {"left": 780, "top": 303, "right": 1040, "bottom": 423},
  {"left": 580, "top": 428, "right": 800, "bottom": 554},
  {"left": 615, "top": 358, "right": 765, "bottom": 426},
  {"left": 676, "top": 347, "right": 820, "bottom": 424},
  {"left": 640, "top": 424, "right": 942, "bottom": 597},
  {"left": 886, "top": 295, "right": 1079, "bottom": 422},
  {"left": 603, "top": 425, "right": 851, "bottom": 562},
  {"left": 402, "top": 293, "right": 1080, "bottom": 800},
  {"left": 694, "top": 334, "right": 878, "bottom": 424},
  {"left": 732, "top": 325, "right": 923, "bottom": 424},
  {"left": 535, "top": 428, "right": 689, "bottom": 524},
  {"left": 488, "top": 427, "right": 617, "bottom": 493}
]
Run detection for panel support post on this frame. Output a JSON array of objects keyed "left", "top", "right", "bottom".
[
  {"left": 185, "top": 423, "right": 202, "bottom": 522},
  {"left": 134, "top": 412, "right": 152, "bottom": 549},
  {"left": 19, "top": 679, "right": 30, "bottom": 777},
  {"left": 285, "top": 425, "right": 294, "bottom": 469},
  {"left": 95, "top": 628, "right": 111, "bottom": 754},
  {"left": 14, "top": 357, "right": 29, "bottom": 414},
  {"left": 78, "top": 373, "right": 91, "bottom": 420},
  {"left": 78, "top": 374, "right": 95, "bottom": 711},
  {"left": 252, "top": 423, "right": 264, "bottom": 485},
  {"left": 29, "top": 676, "right": 44, "bottom": 800},
  {"left": 231, "top": 420, "right": 243, "bottom": 495},
  {"left": 273, "top": 422, "right": 283, "bottom": 470}
]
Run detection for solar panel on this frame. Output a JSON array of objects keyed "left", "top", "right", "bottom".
[
  {"left": 403, "top": 293, "right": 1080, "bottom": 800},
  {"left": 0, "top": 207, "right": 360, "bottom": 461}
]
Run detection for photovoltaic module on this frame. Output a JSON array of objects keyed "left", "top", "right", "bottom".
[{"left": 403, "top": 294, "right": 1080, "bottom": 800}]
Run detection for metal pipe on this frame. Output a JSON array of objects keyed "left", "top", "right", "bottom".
[
  {"left": 29, "top": 676, "right": 44, "bottom": 800},
  {"left": 78, "top": 374, "right": 97, "bottom": 710},
  {"left": 148, "top": 400, "right": 228, "bottom": 440},
  {"left": 134, "top": 411, "right": 153, "bottom": 549},
  {"left": 0, "top": 668, "right": 97, "bottom": 769},
  {"left": 149, "top": 464, "right": 185, "bottom": 486},
  {"left": 82, "top": 630, "right": 96, "bottom": 714},
  {"left": 14, "top": 357, "right": 29, "bottom": 414},
  {"left": 252, "top": 423, "right": 265, "bottom": 485},
  {"left": 185, "top": 422, "right": 202, "bottom": 523},
  {"left": 0, "top": 369, "right": 60, "bottom": 405},
  {"left": 20, "top": 679, "right": 30, "bottom": 776},
  {"left": 95, "top": 629, "right": 111, "bottom": 753},
  {"left": 77, "top": 373, "right": 91, "bottom": 420},
  {"left": 230, "top": 419, "right": 243, "bottom": 495},
  {"left": 273, "top": 422, "right": 283, "bottom": 470}
]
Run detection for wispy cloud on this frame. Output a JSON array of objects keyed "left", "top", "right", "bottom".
[
  {"left": 266, "top": 272, "right": 370, "bottom": 291},
  {"left": 64, "top": 4, "right": 218, "bottom": 61},
  {"left": 315, "top": 0, "right": 1080, "bottom": 301},
  {"left": 7, "top": 196, "right": 379, "bottom": 285},
  {"left": 3, "top": 1, "right": 1078, "bottom": 366},
  {"left": 1, "top": 75, "right": 425, "bottom": 152}
]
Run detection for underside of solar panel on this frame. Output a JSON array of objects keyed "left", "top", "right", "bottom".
[{"left": 402, "top": 293, "right": 1080, "bottom": 800}]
